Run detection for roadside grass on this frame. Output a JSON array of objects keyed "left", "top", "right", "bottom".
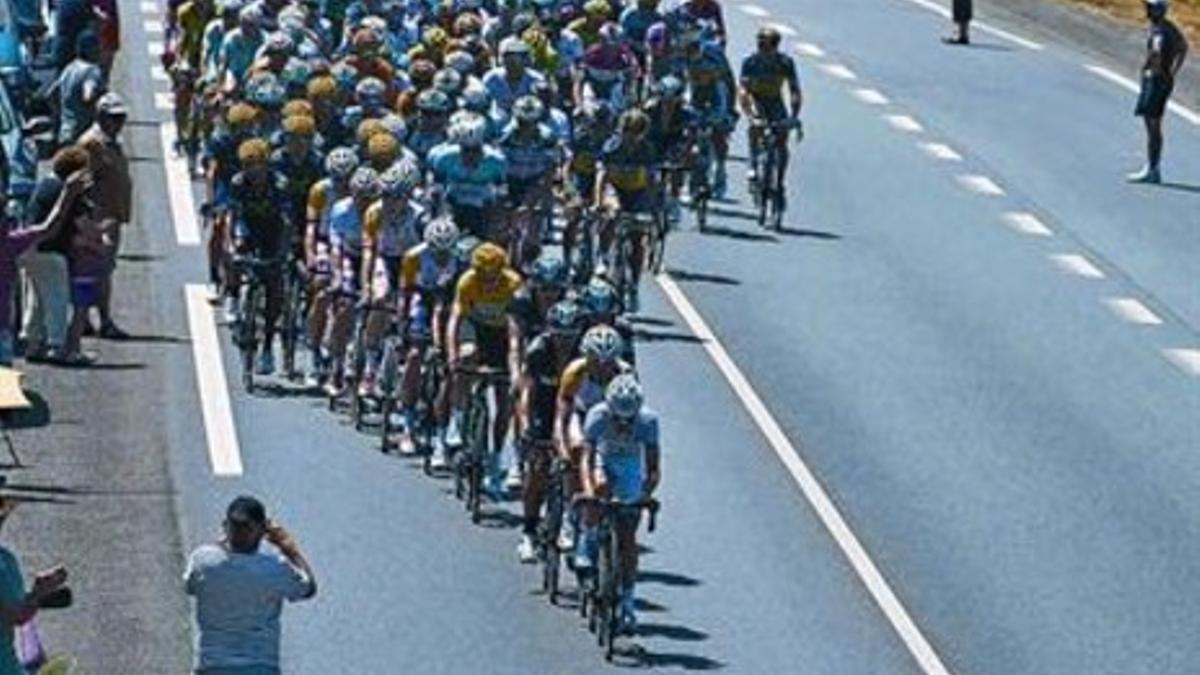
[{"left": 1055, "top": 0, "right": 1200, "bottom": 41}]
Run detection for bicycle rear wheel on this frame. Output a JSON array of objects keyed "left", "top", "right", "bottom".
[
  {"left": 239, "top": 284, "right": 259, "bottom": 393},
  {"left": 280, "top": 270, "right": 303, "bottom": 380}
]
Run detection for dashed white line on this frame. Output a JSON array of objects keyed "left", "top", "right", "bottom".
[
  {"left": 793, "top": 42, "right": 826, "bottom": 57},
  {"left": 1163, "top": 348, "right": 1200, "bottom": 377},
  {"left": 854, "top": 88, "right": 890, "bottom": 105},
  {"left": 920, "top": 142, "right": 963, "bottom": 161},
  {"left": 140, "top": 0, "right": 159, "bottom": 12},
  {"left": 1050, "top": 253, "right": 1104, "bottom": 278},
  {"left": 957, "top": 174, "right": 1006, "bottom": 196},
  {"left": 898, "top": 0, "right": 1044, "bottom": 50},
  {"left": 154, "top": 92, "right": 174, "bottom": 110},
  {"left": 763, "top": 21, "right": 798, "bottom": 37},
  {"left": 656, "top": 274, "right": 952, "bottom": 675},
  {"left": 143, "top": 18, "right": 164, "bottom": 33},
  {"left": 151, "top": 65, "right": 170, "bottom": 82},
  {"left": 738, "top": 3, "right": 770, "bottom": 17},
  {"left": 821, "top": 63, "right": 858, "bottom": 80},
  {"left": 1084, "top": 65, "right": 1200, "bottom": 126},
  {"left": 159, "top": 122, "right": 201, "bottom": 246},
  {"left": 1104, "top": 297, "right": 1163, "bottom": 325},
  {"left": 147, "top": 41, "right": 164, "bottom": 57},
  {"left": 885, "top": 114, "right": 924, "bottom": 133},
  {"left": 1001, "top": 211, "right": 1052, "bottom": 236},
  {"left": 184, "top": 285, "right": 244, "bottom": 477}
]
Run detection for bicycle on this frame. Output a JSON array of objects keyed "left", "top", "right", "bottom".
[
  {"left": 749, "top": 118, "right": 801, "bottom": 231},
  {"left": 278, "top": 257, "right": 308, "bottom": 381},
  {"left": 536, "top": 450, "right": 568, "bottom": 605},
  {"left": 609, "top": 211, "right": 656, "bottom": 312},
  {"left": 380, "top": 329, "right": 444, "bottom": 474},
  {"left": 689, "top": 122, "right": 717, "bottom": 233},
  {"left": 575, "top": 496, "right": 660, "bottom": 661},
  {"left": 453, "top": 365, "right": 509, "bottom": 524},
  {"left": 230, "top": 256, "right": 282, "bottom": 394}
]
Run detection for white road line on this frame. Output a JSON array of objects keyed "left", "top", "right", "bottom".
[
  {"left": 151, "top": 65, "right": 170, "bottom": 82},
  {"left": 147, "top": 40, "right": 164, "bottom": 57},
  {"left": 897, "top": 0, "right": 1043, "bottom": 50},
  {"left": 885, "top": 114, "right": 924, "bottom": 133},
  {"left": 143, "top": 18, "right": 164, "bottom": 33},
  {"left": 957, "top": 174, "right": 1006, "bottom": 196},
  {"left": 159, "top": 122, "right": 202, "bottom": 246},
  {"left": 854, "top": 88, "right": 890, "bottom": 105},
  {"left": 738, "top": 3, "right": 770, "bottom": 17},
  {"left": 793, "top": 42, "right": 826, "bottom": 57},
  {"left": 1163, "top": 348, "right": 1200, "bottom": 377},
  {"left": 1001, "top": 211, "right": 1053, "bottom": 236},
  {"left": 1104, "top": 297, "right": 1163, "bottom": 325},
  {"left": 1084, "top": 65, "right": 1200, "bottom": 125},
  {"left": 1050, "top": 253, "right": 1104, "bottom": 278},
  {"left": 821, "top": 63, "right": 858, "bottom": 80},
  {"left": 184, "top": 285, "right": 244, "bottom": 477},
  {"left": 140, "top": 0, "right": 159, "bottom": 12},
  {"left": 920, "top": 142, "right": 963, "bottom": 161},
  {"left": 656, "top": 274, "right": 952, "bottom": 675},
  {"left": 154, "top": 92, "right": 174, "bottom": 110},
  {"left": 764, "top": 21, "right": 798, "bottom": 37}
]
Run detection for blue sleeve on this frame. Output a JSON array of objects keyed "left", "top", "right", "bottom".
[{"left": 583, "top": 405, "right": 606, "bottom": 446}]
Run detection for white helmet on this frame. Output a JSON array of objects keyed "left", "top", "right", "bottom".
[
  {"left": 445, "top": 50, "right": 476, "bottom": 76},
  {"left": 499, "top": 36, "right": 531, "bottom": 57},
  {"left": 424, "top": 216, "right": 460, "bottom": 251},
  {"left": 460, "top": 83, "right": 489, "bottom": 112},
  {"left": 581, "top": 324, "right": 623, "bottom": 363},
  {"left": 457, "top": 113, "right": 488, "bottom": 149},
  {"left": 513, "top": 95, "right": 545, "bottom": 123},
  {"left": 605, "top": 373, "right": 644, "bottom": 419}
]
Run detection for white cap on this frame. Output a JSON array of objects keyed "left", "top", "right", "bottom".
[{"left": 96, "top": 92, "right": 127, "bottom": 116}]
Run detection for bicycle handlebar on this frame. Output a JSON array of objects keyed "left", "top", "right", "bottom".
[{"left": 573, "top": 496, "right": 660, "bottom": 532}]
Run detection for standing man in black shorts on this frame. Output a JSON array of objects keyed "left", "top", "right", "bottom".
[{"left": 1129, "top": 0, "right": 1187, "bottom": 184}]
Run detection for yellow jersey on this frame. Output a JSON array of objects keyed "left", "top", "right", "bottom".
[{"left": 453, "top": 268, "right": 523, "bottom": 328}]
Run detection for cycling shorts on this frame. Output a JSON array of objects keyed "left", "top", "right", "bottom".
[{"left": 459, "top": 319, "right": 508, "bottom": 369}]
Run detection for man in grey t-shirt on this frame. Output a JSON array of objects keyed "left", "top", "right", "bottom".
[{"left": 184, "top": 496, "right": 317, "bottom": 675}]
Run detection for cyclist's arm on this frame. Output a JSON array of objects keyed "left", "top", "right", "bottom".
[
  {"left": 506, "top": 313, "right": 523, "bottom": 378},
  {"left": 786, "top": 61, "right": 802, "bottom": 119},
  {"left": 515, "top": 364, "right": 534, "bottom": 440},
  {"left": 447, "top": 281, "right": 468, "bottom": 365},
  {"left": 553, "top": 364, "right": 581, "bottom": 457},
  {"left": 592, "top": 166, "right": 608, "bottom": 209},
  {"left": 736, "top": 78, "right": 755, "bottom": 119}
]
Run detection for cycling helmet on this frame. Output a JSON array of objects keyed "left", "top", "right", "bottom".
[
  {"left": 513, "top": 95, "right": 545, "bottom": 123},
  {"left": 247, "top": 73, "right": 285, "bottom": 108},
  {"left": 331, "top": 62, "right": 360, "bottom": 93},
  {"left": 499, "top": 36, "right": 531, "bottom": 57},
  {"left": 350, "top": 167, "right": 382, "bottom": 199},
  {"left": 226, "top": 102, "right": 259, "bottom": 127},
  {"left": 583, "top": 0, "right": 610, "bottom": 18},
  {"left": 581, "top": 324, "right": 623, "bottom": 363},
  {"left": 264, "top": 31, "right": 294, "bottom": 55},
  {"left": 547, "top": 301, "right": 582, "bottom": 334},
  {"left": 460, "top": 83, "right": 489, "bottom": 112},
  {"left": 1146, "top": 0, "right": 1169, "bottom": 15},
  {"left": 353, "top": 27, "right": 384, "bottom": 52},
  {"left": 581, "top": 277, "right": 618, "bottom": 315},
  {"left": 445, "top": 50, "right": 476, "bottom": 76},
  {"left": 417, "top": 89, "right": 453, "bottom": 115},
  {"left": 471, "top": 242, "right": 508, "bottom": 273},
  {"left": 281, "top": 60, "right": 312, "bottom": 91},
  {"left": 433, "top": 67, "right": 463, "bottom": 95},
  {"left": 355, "top": 77, "right": 387, "bottom": 103},
  {"left": 619, "top": 109, "right": 650, "bottom": 137},
  {"left": 306, "top": 74, "right": 337, "bottom": 100},
  {"left": 605, "top": 373, "right": 643, "bottom": 419},
  {"left": 646, "top": 21, "right": 669, "bottom": 50},
  {"left": 366, "top": 132, "right": 400, "bottom": 164},
  {"left": 379, "top": 160, "right": 418, "bottom": 197},
  {"left": 529, "top": 255, "right": 566, "bottom": 287},
  {"left": 598, "top": 22, "right": 623, "bottom": 45},
  {"left": 457, "top": 113, "right": 488, "bottom": 148},
  {"left": 379, "top": 114, "right": 407, "bottom": 140},
  {"left": 238, "top": 4, "right": 262, "bottom": 24},
  {"left": 237, "top": 138, "right": 271, "bottom": 165},
  {"left": 325, "top": 146, "right": 360, "bottom": 179},
  {"left": 424, "top": 216, "right": 460, "bottom": 251},
  {"left": 659, "top": 75, "right": 684, "bottom": 100},
  {"left": 454, "top": 12, "right": 482, "bottom": 36},
  {"left": 757, "top": 26, "right": 782, "bottom": 46},
  {"left": 409, "top": 59, "right": 438, "bottom": 88},
  {"left": 282, "top": 114, "right": 316, "bottom": 136},
  {"left": 281, "top": 98, "right": 314, "bottom": 119}
]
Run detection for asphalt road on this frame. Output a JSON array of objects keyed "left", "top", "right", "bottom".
[{"left": 12, "top": 0, "right": 1198, "bottom": 672}]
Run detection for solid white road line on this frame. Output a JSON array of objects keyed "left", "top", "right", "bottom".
[
  {"left": 854, "top": 88, "right": 890, "bottom": 105},
  {"left": 1163, "top": 348, "right": 1200, "bottom": 377},
  {"left": 898, "top": 0, "right": 1043, "bottom": 50},
  {"left": 1001, "top": 211, "right": 1052, "bottom": 237},
  {"left": 1085, "top": 65, "right": 1200, "bottom": 125},
  {"left": 656, "top": 274, "right": 953, "bottom": 675},
  {"left": 184, "top": 285, "right": 244, "bottom": 477},
  {"left": 140, "top": 0, "right": 159, "bottom": 12},
  {"left": 1104, "top": 297, "right": 1163, "bottom": 325},
  {"left": 1050, "top": 253, "right": 1104, "bottom": 278},
  {"left": 147, "top": 41, "right": 164, "bottom": 57},
  {"left": 154, "top": 92, "right": 174, "bottom": 110},
  {"left": 957, "top": 174, "right": 1006, "bottom": 196},
  {"left": 793, "top": 42, "right": 826, "bottom": 58},
  {"left": 885, "top": 114, "right": 924, "bottom": 133},
  {"left": 764, "top": 21, "right": 798, "bottom": 37},
  {"left": 143, "top": 18, "right": 164, "bottom": 33},
  {"left": 821, "top": 63, "right": 858, "bottom": 80},
  {"left": 738, "top": 3, "right": 770, "bottom": 17},
  {"left": 151, "top": 65, "right": 170, "bottom": 82},
  {"left": 920, "top": 142, "right": 963, "bottom": 161},
  {"left": 159, "top": 122, "right": 202, "bottom": 246}
]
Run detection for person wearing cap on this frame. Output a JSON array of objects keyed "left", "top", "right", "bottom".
[
  {"left": 77, "top": 92, "right": 134, "bottom": 340},
  {"left": 184, "top": 496, "right": 317, "bottom": 675},
  {"left": 943, "top": 0, "right": 972, "bottom": 44},
  {"left": 52, "top": 30, "right": 108, "bottom": 146},
  {"left": 1129, "top": 0, "right": 1188, "bottom": 184}
]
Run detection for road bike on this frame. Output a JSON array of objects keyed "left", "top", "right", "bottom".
[
  {"left": 609, "top": 211, "right": 656, "bottom": 312},
  {"left": 749, "top": 118, "right": 801, "bottom": 231},
  {"left": 278, "top": 257, "right": 308, "bottom": 381},
  {"left": 454, "top": 365, "right": 509, "bottom": 524},
  {"left": 575, "top": 496, "right": 659, "bottom": 661},
  {"left": 537, "top": 451, "right": 568, "bottom": 605},
  {"left": 231, "top": 256, "right": 282, "bottom": 394},
  {"left": 689, "top": 121, "right": 718, "bottom": 233}
]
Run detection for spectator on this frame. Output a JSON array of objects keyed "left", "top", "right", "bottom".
[
  {"left": 1128, "top": 0, "right": 1188, "bottom": 184},
  {"left": 19, "top": 147, "right": 93, "bottom": 365},
  {"left": 90, "top": 0, "right": 121, "bottom": 75},
  {"left": 944, "top": 0, "right": 971, "bottom": 44},
  {"left": 0, "top": 497, "right": 70, "bottom": 675},
  {"left": 52, "top": 0, "right": 95, "bottom": 69},
  {"left": 52, "top": 30, "right": 107, "bottom": 146},
  {"left": 184, "top": 496, "right": 317, "bottom": 675},
  {"left": 77, "top": 93, "right": 132, "bottom": 339}
]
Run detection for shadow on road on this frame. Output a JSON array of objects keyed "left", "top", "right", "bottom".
[
  {"left": 959, "top": 41, "right": 1015, "bottom": 52},
  {"left": 637, "top": 570, "right": 702, "bottom": 587},
  {"left": 633, "top": 329, "right": 705, "bottom": 346},
  {"left": 116, "top": 333, "right": 191, "bottom": 345},
  {"left": 776, "top": 226, "right": 841, "bottom": 240},
  {"left": 698, "top": 223, "right": 778, "bottom": 243},
  {"left": 636, "top": 622, "right": 709, "bottom": 642},
  {"left": 1156, "top": 181, "right": 1200, "bottom": 194},
  {"left": 631, "top": 649, "right": 725, "bottom": 670},
  {"left": 626, "top": 315, "right": 675, "bottom": 328},
  {"left": 2, "top": 391, "right": 50, "bottom": 430},
  {"left": 665, "top": 268, "right": 741, "bottom": 286}
]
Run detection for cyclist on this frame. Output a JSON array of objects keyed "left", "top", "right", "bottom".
[
  {"left": 593, "top": 108, "right": 659, "bottom": 313},
  {"left": 428, "top": 112, "right": 508, "bottom": 241},
  {"left": 577, "top": 373, "right": 660, "bottom": 633},
  {"left": 682, "top": 28, "right": 736, "bottom": 197},
  {"left": 673, "top": 0, "right": 726, "bottom": 46},
  {"left": 358, "top": 162, "right": 426, "bottom": 395},
  {"left": 563, "top": 100, "right": 614, "bottom": 275},
  {"left": 397, "top": 216, "right": 462, "bottom": 462},
  {"left": 218, "top": 4, "right": 265, "bottom": 93},
  {"left": 270, "top": 114, "right": 324, "bottom": 258},
  {"left": 568, "top": 0, "right": 612, "bottom": 50},
  {"left": 509, "top": 255, "right": 568, "bottom": 344},
  {"left": 644, "top": 75, "right": 696, "bottom": 222},
  {"left": 554, "top": 324, "right": 631, "bottom": 551},
  {"left": 324, "top": 167, "right": 382, "bottom": 396},
  {"left": 228, "top": 138, "right": 292, "bottom": 375},
  {"left": 206, "top": 102, "right": 261, "bottom": 303},
  {"left": 578, "top": 276, "right": 636, "bottom": 365},
  {"left": 619, "top": 0, "right": 664, "bottom": 72},
  {"left": 483, "top": 37, "right": 547, "bottom": 128},
  {"left": 499, "top": 95, "right": 560, "bottom": 264},
  {"left": 574, "top": 23, "right": 638, "bottom": 112},
  {"left": 408, "top": 90, "right": 455, "bottom": 164},
  {"left": 515, "top": 300, "right": 583, "bottom": 563},
  {"left": 304, "top": 146, "right": 359, "bottom": 385},
  {"left": 738, "top": 26, "right": 802, "bottom": 206},
  {"left": 445, "top": 242, "right": 523, "bottom": 497}
]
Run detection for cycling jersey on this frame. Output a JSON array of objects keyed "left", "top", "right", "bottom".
[
  {"left": 453, "top": 268, "right": 523, "bottom": 329},
  {"left": 407, "top": 127, "right": 448, "bottom": 165},
  {"left": 559, "top": 356, "right": 633, "bottom": 415},
  {"left": 524, "top": 333, "right": 575, "bottom": 440},
  {"left": 482, "top": 67, "right": 547, "bottom": 123},
  {"left": 740, "top": 51, "right": 798, "bottom": 120},
  {"left": 271, "top": 147, "right": 324, "bottom": 219},
  {"left": 429, "top": 145, "right": 508, "bottom": 209},
  {"left": 401, "top": 242, "right": 460, "bottom": 296},
  {"left": 363, "top": 200, "right": 425, "bottom": 258},
  {"left": 584, "top": 402, "right": 660, "bottom": 503},
  {"left": 508, "top": 286, "right": 559, "bottom": 339},
  {"left": 219, "top": 28, "right": 263, "bottom": 85},
  {"left": 600, "top": 135, "right": 659, "bottom": 194},
  {"left": 499, "top": 122, "right": 560, "bottom": 182},
  {"left": 230, "top": 170, "right": 290, "bottom": 254},
  {"left": 306, "top": 178, "right": 344, "bottom": 240},
  {"left": 201, "top": 19, "right": 225, "bottom": 82},
  {"left": 686, "top": 43, "right": 734, "bottom": 113},
  {"left": 328, "top": 195, "right": 366, "bottom": 256},
  {"left": 620, "top": 7, "right": 663, "bottom": 50},
  {"left": 676, "top": 0, "right": 726, "bottom": 38},
  {"left": 644, "top": 99, "right": 696, "bottom": 157},
  {"left": 175, "top": 0, "right": 212, "bottom": 68},
  {"left": 566, "top": 17, "right": 603, "bottom": 50}
]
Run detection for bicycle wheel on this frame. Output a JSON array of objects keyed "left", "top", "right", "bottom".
[
  {"left": 597, "top": 529, "right": 616, "bottom": 651},
  {"left": 281, "top": 270, "right": 302, "bottom": 380},
  {"left": 239, "top": 284, "right": 259, "bottom": 393},
  {"left": 467, "top": 389, "right": 489, "bottom": 523},
  {"left": 543, "top": 467, "right": 564, "bottom": 604},
  {"left": 758, "top": 152, "right": 773, "bottom": 229}
]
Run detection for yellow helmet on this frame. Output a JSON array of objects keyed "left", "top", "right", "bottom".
[
  {"left": 237, "top": 138, "right": 271, "bottom": 166},
  {"left": 366, "top": 132, "right": 399, "bottom": 163},
  {"left": 356, "top": 118, "right": 387, "bottom": 145},
  {"left": 471, "top": 242, "right": 508, "bottom": 274},
  {"left": 306, "top": 74, "right": 337, "bottom": 100},
  {"left": 281, "top": 98, "right": 314, "bottom": 119},
  {"left": 226, "top": 102, "right": 259, "bottom": 127},
  {"left": 584, "top": 0, "right": 610, "bottom": 17},
  {"left": 282, "top": 114, "right": 316, "bottom": 137}
]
